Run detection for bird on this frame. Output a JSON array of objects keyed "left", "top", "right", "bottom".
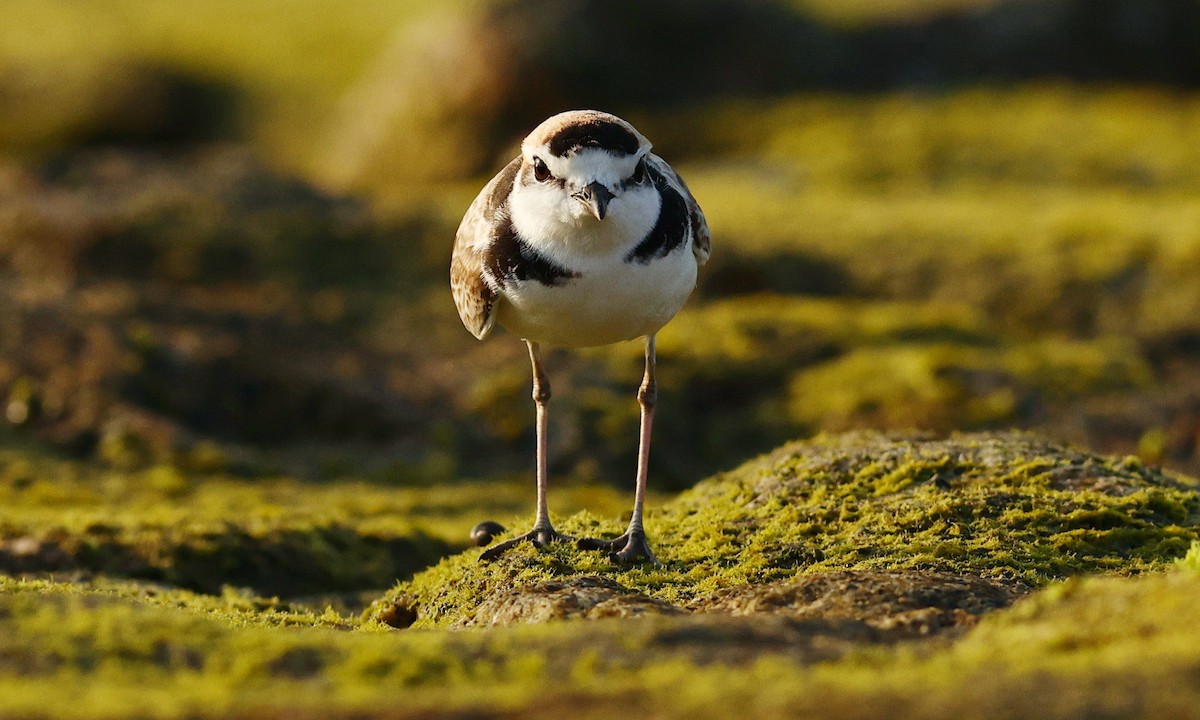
[{"left": 450, "top": 110, "right": 710, "bottom": 565}]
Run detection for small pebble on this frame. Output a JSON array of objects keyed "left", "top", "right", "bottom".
[{"left": 471, "top": 520, "right": 506, "bottom": 547}]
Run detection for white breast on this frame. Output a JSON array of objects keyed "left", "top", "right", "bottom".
[{"left": 495, "top": 246, "right": 698, "bottom": 348}]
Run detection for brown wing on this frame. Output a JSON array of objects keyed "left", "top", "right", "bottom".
[
  {"left": 450, "top": 158, "right": 520, "bottom": 339},
  {"left": 450, "top": 243, "right": 495, "bottom": 341}
]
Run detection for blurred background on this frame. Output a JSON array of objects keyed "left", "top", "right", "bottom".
[{"left": 3, "top": 0, "right": 1200, "bottom": 495}]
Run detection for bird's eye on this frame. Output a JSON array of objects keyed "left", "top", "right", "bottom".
[
  {"left": 533, "top": 157, "right": 552, "bottom": 182},
  {"left": 630, "top": 157, "right": 647, "bottom": 184}
]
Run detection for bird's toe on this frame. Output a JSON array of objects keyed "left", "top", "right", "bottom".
[
  {"left": 576, "top": 534, "right": 625, "bottom": 552},
  {"left": 612, "top": 535, "right": 660, "bottom": 567},
  {"left": 478, "top": 523, "right": 567, "bottom": 561},
  {"left": 579, "top": 531, "right": 661, "bottom": 566}
]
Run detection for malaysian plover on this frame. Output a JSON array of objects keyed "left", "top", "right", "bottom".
[{"left": 451, "top": 110, "right": 710, "bottom": 564}]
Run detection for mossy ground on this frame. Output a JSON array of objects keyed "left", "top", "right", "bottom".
[
  {"left": 0, "top": 444, "right": 636, "bottom": 599},
  {"left": 2, "top": 434, "right": 1200, "bottom": 720}
]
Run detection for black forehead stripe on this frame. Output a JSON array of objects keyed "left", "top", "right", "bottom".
[
  {"left": 547, "top": 119, "right": 640, "bottom": 157},
  {"left": 486, "top": 220, "right": 580, "bottom": 288}
]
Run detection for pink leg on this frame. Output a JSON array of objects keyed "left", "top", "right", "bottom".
[
  {"left": 577, "top": 334, "right": 660, "bottom": 565},
  {"left": 480, "top": 340, "right": 566, "bottom": 561}
]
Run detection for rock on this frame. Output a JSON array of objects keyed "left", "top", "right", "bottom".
[{"left": 470, "top": 521, "right": 506, "bottom": 547}]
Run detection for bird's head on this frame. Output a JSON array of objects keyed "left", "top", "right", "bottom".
[{"left": 512, "top": 110, "right": 656, "bottom": 227}]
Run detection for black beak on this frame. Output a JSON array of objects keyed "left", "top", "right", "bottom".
[{"left": 575, "top": 181, "right": 614, "bottom": 221}]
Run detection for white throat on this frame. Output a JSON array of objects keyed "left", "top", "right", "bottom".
[{"left": 509, "top": 175, "right": 661, "bottom": 265}]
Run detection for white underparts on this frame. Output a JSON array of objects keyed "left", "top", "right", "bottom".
[{"left": 496, "top": 244, "right": 697, "bottom": 347}]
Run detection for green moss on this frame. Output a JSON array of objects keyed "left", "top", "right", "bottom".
[
  {"left": 0, "top": 448, "right": 636, "bottom": 596},
  {"left": 6, "top": 549, "right": 1200, "bottom": 718},
  {"left": 1174, "top": 540, "right": 1200, "bottom": 574},
  {"left": 788, "top": 338, "right": 1151, "bottom": 430},
  {"left": 654, "top": 296, "right": 992, "bottom": 380},
  {"left": 382, "top": 432, "right": 1200, "bottom": 628}
]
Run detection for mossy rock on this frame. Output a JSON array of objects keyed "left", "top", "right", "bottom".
[{"left": 376, "top": 431, "right": 1200, "bottom": 628}]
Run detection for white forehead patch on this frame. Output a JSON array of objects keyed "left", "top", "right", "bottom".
[{"left": 535, "top": 147, "right": 644, "bottom": 187}]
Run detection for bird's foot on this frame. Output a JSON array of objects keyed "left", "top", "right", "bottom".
[
  {"left": 577, "top": 528, "right": 661, "bottom": 566},
  {"left": 479, "top": 523, "right": 570, "bottom": 562}
]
